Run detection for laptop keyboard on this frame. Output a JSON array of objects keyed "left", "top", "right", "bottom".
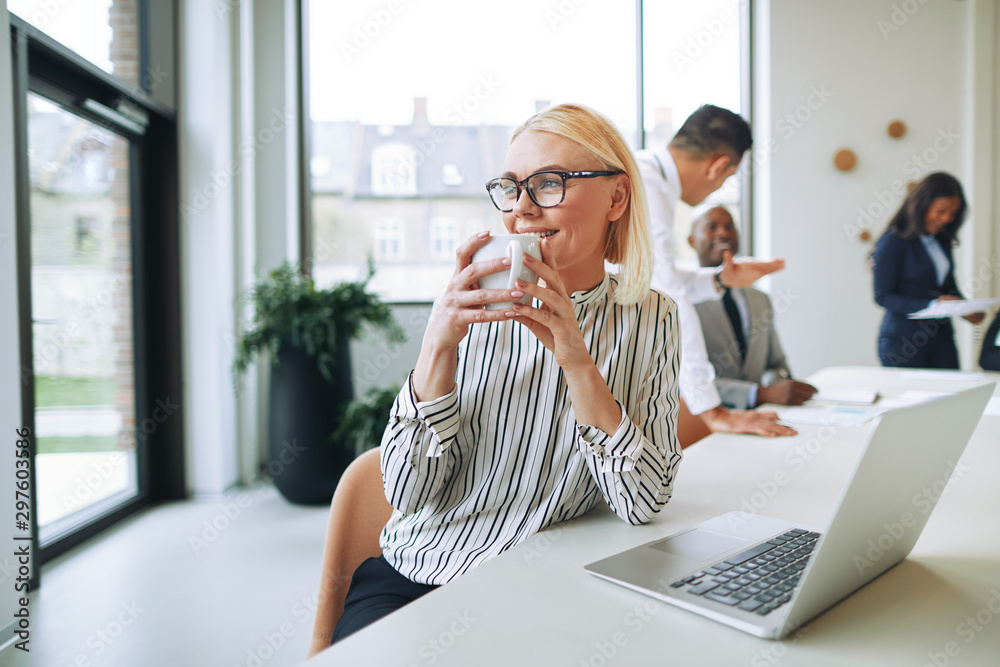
[{"left": 670, "top": 528, "right": 821, "bottom": 616}]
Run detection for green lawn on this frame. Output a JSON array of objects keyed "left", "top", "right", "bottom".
[
  {"left": 37, "top": 435, "right": 123, "bottom": 454},
  {"left": 35, "top": 376, "right": 124, "bottom": 453},
  {"left": 35, "top": 375, "right": 116, "bottom": 408}
]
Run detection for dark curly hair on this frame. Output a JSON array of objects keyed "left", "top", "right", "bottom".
[{"left": 882, "top": 172, "right": 966, "bottom": 245}]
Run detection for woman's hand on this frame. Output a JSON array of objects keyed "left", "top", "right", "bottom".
[
  {"left": 511, "top": 252, "right": 621, "bottom": 434},
  {"left": 412, "top": 232, "right": 521, "bottom": 401},
  {"left": 509, "top": 252, "right": 592, "bottom": 370},
  {"left": 423, "top": 231, "right": 519, "bottom": 349},
  {"left": 935, "top": 296, "right": 985, "bottom": 324}
]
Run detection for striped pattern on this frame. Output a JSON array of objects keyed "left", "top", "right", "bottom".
[{"left": 380, "top": 273, "right": 682, "bottom": 585}]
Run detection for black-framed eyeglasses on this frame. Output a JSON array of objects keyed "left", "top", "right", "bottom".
[{"left": 484, "top": 170, "right": 622, "bottom": 212}]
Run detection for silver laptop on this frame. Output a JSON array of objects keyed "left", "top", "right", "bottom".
[{"left": 584, "top": 382, "right": 994, "bottom": 639}]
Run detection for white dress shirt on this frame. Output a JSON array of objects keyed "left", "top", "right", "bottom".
[
  {"left": 919, "top": 234, "right": 951, "bottom": 287},
  {"left": 379, "top": 274, "right": 683, "bottom": 585},
  {"left": 636, "top": 146, "right": 724, "bottom": 415}
]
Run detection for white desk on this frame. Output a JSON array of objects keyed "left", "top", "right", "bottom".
[{"left": 305, "top": 367, "right": 1000, "bottom": 666}]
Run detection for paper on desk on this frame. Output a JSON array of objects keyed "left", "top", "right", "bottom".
[
  {"left": 908, "top": 297, "right": 1000, "bottom": 319},
  {"left": 898, "top": 370, "right": 984, "bottom": 382},
  {"left": 811, "top": 387, "right": 879, "bottom": 405},
  {"left": 777, "top": 405, "right": 882, "bottom": 427},
  {"left": 877, "top": 390, "right": 951, "bottom": 410},
  {"left": 984, "top": 397, "right": 1000, "bottom": 417}
]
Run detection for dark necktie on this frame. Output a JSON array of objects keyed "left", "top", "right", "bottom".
[{"left": 722, "top": 288, "right": 746, "bottom": 361}]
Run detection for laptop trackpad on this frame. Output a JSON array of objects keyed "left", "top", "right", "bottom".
[{"left": 650, "top": 529, "right": 747, "bottom": 562}]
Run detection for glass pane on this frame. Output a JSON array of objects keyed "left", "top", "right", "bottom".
[
  {"left": 7, "top": 0, "right": 140, "bottom": 86},
  {"left": 643, "top": 0, "right": 744, "bottom": 267},
  {"left": 308, "top": 0, "right": 637, "bottom": 301},
  {"left": 27, "top": 93, "right": 138, "bottom": 534}
]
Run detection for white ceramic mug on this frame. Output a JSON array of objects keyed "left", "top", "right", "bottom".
[{"left": 472, "top": 234, "right": 543, "bottom": 310}]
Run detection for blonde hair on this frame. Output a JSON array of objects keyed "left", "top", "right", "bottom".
[{"left": 510, "top": 103, "right": 653, "bottom": 306}]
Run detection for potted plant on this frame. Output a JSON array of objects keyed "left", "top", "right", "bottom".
[
  {"left": 234, "top": 260, "right": 404, "bottom": 505},
  {"left": 333, "top": 384, "right": 402, "bottom": 457}
]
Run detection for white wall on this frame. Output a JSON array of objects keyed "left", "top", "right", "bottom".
[
  {"left": 179, "top": 0, "right": 304, "bottom": 493},
  {"left": 247, "top": 0, "right": 302, "bottom": 479},
  {"left": 146, "top": 0, "right": 177, "bottom": 111},
  {"left": 178, "top": 0, "right": 241, "bottom": 496},
  {"left": 0, "top": 12, "right": 24, "bottom": 653},
  {"left": 755, "top": 0, "right": 997, "bottom": 376}
]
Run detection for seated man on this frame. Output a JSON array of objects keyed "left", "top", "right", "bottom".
[{"left": 689, "top": 206, "right": 817, "bottom": 409}]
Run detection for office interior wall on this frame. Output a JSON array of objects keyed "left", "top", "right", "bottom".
[
  {"left": 754, "top": 0, "right": 991, "bottom": 376},
  {"left": 145, "top": 0, "right": 176, "bottom": 111},
  {"left": 248, "top": 0, "right": 301, "bottom": 480},
  {"left": 961, "top": 0, "right": 998, "bottom": 360},
  {"left": 995, "top": 0, "right": 1000, "bottom": 302},
  {"left": 0, "top": 11, "right": 23, "bottom": 652},
  {"left": 178, "top": 0, "right": 241, "bottom": 496},
  {"left": 235, "top": 0, "right": 260, "bottom": 490},
  {"left": 178, "top": 0, "right": 305, "bottom": 490},
  {"left": 252, "top": 0, "right": 300, "bottom": 273}
]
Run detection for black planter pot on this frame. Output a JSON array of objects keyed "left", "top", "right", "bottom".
[{"left": 267, "top": 337, "right": 356, "bottom": 505}]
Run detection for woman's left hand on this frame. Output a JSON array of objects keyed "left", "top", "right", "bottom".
[
  {"left": 509, "top": 253, "right": 592, "bottom": 370},
  {"left": 963, "top": 311, "right": 985, "bottom": 325}
]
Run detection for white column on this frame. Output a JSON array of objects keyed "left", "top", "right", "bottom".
[
  {"left": 179, "top": 0, "right": 303, "bottom": 489},
  {"left": 245, "top": 0, "right": 303, "bottom": 479},
  {"left": 252, "top": 0, "right": 301, "bottom": 272},
  {"left": 959, "top": 0, "right": 998, "bottom": 368},
  {"left": 178, "top": 0, "right": 241, "bottom": 496}
]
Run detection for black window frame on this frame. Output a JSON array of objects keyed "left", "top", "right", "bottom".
[{"left": 9, "top": 6, "right": 184, "bottom": 577}]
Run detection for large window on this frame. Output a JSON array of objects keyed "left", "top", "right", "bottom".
[
  {"left": 27, "top": 93, "right": 139, "bottom": 536},
  {"left": 643, "top": 0, "right": 747, "bottom": 267},
  {"left": 7, "top": 0, "right": 140, "bottom": 85},
  {"left": 10, "top": 5, "right": 182, "bottom": 567},
  {"left": 307, "top": 0, "right": 745, "bottom": 301}
]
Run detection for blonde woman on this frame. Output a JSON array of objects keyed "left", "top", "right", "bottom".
[{"left": 331, "top": 103, "right": 682, "bottom": 643}]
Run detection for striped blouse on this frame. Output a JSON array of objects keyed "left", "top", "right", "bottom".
[{"left": 379, "top": 273, "right": 683, "bottom": 586}]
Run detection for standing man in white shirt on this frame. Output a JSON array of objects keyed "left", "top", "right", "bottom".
[{"left": 637, "top": 104, "right": 794, "bottom": 437}]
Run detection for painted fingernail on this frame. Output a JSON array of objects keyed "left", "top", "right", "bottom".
[
  {"left": 522, "top": 253, "right": 535, "bottom": 262},
  {"left": 510, "top": 290, "right": 524, "bottom": 298},
  {"left": 505, "top": 311, "right": 516, "bottom": 318},
  {"left": 515, "top": 279, "right": 526, "bottom": 288},
  {"left": 477, "top": 230, "right": 490, "bottom": 239},
  {"left": 501, "top": 257, "right": 512, "bottom": 266}
]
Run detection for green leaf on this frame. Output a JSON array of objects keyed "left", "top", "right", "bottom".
[
  {"left": 332, "top": 384, "right": 401, "bottom": 453},
  {"left": 232, "top": 259, "right": 406, "bottom": 385}
]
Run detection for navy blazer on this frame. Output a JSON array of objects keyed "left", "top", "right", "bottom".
[{"left": 872, "top": 229, "right": 962, "bottom": 337}]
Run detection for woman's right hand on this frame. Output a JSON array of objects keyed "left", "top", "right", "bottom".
[
  {"left": 412, "top": 232, "right": 521, "bottom": 401},
  {"left": 424, "top": 231, "right": 522, "bottom": 348}
]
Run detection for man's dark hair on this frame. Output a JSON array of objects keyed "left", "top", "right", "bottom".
[{"left": 669, "top": 104, "right": 753, "bottom": 162}]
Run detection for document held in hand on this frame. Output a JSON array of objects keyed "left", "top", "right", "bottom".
[{"left": 907, "top": 297, "right": 1000, "bottom": 319}]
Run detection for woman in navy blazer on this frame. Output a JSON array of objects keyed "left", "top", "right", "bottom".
[{"left": 872, "top": 172, "right": 984, "bottom": 369}]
